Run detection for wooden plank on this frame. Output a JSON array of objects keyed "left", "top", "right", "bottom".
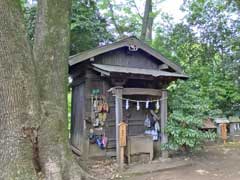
[
  {"left": 150, "top": 110, "right": 160, "bottom": 120},
  {"left": 114, "top": 87, "right": 123, "bottom": 164},
  {"left": 70, "top": 77, "right": 85, "bottom": 87},
  {"left": 123, "top": 88, "right": 162, "bottom": 96},
  {"left": 120, "top": 147, "right": 124, "bottom": 169},
  {"left": 69, "top": 37, "right": 184, "bottom": 74},
  {"left": 119, "top": 122, "right": 127, "bottom": 169},
  {"left": 221, "top": 123, "right": 227, "bottom": 144},
  {"left": 135, "top": 39, "right": 183, "bottom": 73},
  {"left": 127, "top": 135, "right": 153, "bottom": 163},
  {"left": 69, "top": 41, "right": 127, "bottom": 66},
  {"left": 119, "top": 122, "right": 127, "bottom": 147},
  {"left": 158, "top": 64, "right": 169, "bottom": 70},
  {"left": 160, "top": 90, "right": 168, "bottom": 158},
  {"left": 96, "top": 48, "right": 159, "bottom": 70},
  {"left": 92, "top": 67, "right": 110, "bottom": 76}
]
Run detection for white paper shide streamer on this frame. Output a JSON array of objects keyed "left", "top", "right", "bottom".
[
  {"left": 156, "top": 100, "right": 160, "bottom": 110},
  {"left": 126, "top": 99, "right": 129, "bottom": 110},
  {"left": 137, "top": 101, "right": 140, "bottom": 111},
  {"left": 113, "top": 94, "right": 167, "bottom": 111},
  {"left": 145, "top": 100, "right": 149, "bottom": 109}
]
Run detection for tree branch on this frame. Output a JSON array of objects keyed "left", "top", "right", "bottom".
[
  {"left": 107, "top": 0, "right": 123, "bottom": 36},
  {"left": 131, "top": 0, "right": 143, "bottom": 20}
]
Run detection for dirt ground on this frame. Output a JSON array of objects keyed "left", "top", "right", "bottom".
[{"left": 85, "top": 143, "right": 240, "bottom": 180}]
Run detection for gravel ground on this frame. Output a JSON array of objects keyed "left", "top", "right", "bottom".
[
  {"left": 127, "top": 143, "right": 240, "bottom": 180},
  {"left": 84, "top": 143, "right": 240, "bottom": 180}
]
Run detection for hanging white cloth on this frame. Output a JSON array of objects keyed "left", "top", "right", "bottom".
[
  {"left": 144, "top": 115, "right": 151, "bottom": 128},
  {"left": 156, "top": 100, "right": 160, "bottom": 110},
  {"left": 137, "top": 101, "right": 140, "bottom": 111},
  {"left": 155, "top": 121, "right": 160, "bottom": 131},
  {"left": 146, "top": 100, "right": 149, "bottom": 109},
  {"left": 126, "top": 99, "right": 129, "bottom": 110}
]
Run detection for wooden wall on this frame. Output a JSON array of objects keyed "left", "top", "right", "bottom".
[
  {"left": 84, "top": 69, "right": 118, "bottom": 154},
  {"left": 95, "top": 47, "right": 161, "bottom": 70},
  {"left": 71, "top": 82, "right": 85, "bottom": 149}
]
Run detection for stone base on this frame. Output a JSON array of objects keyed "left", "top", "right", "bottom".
[{"left": 161, "top": 150, "right": 169, "bottom": 159}]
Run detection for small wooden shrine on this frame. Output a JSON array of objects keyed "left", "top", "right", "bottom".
[
  {"left": 200, "top": 118, "right": 216, "bottom": 132},
  {"left": 69, "top": 37, "right": 188, "bottom": 163},
  {"left": 229, "top": 116, "right": 240, "bottom": 136},
  {"left": 214, "top": 117, "right": 229, "bottom": 137}
]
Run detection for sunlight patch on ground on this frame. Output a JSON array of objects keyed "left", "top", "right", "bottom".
[{"left": 195, "top": 169, "right": 209, "bottom": 175}]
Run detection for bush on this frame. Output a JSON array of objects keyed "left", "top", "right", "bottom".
[{"left": 164, "top": 111, "right": 216, "bottom": 152}]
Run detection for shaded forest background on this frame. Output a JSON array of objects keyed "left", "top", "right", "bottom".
[{"left": 22, "top": 0, "right": 240, "bottom": 150}]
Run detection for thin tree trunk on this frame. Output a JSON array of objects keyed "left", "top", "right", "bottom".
[
  {"left": 33, "top": 0, "right": 83, "bottom": 179},
  {"left": 234, "top": 0, "right": 240, "bottom": 9},
  {"left": 108, "top": 0, "right": 123, "bottom": 36},
  {"left": 146, "top": 10, "right": 153, "bottom": 41},
  {"left": 0, "top": 0, "right": 40, "bottom": 179},
  {"left": 140, "top": 0, "right": 153, "bottom": 41}
]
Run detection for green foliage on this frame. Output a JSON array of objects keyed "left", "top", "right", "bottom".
[
  {"left": 164, "top": 78, "right": 217, "bottom": 151},
  {"left": 70, "top": 0, "right": 113, "bottom": 55},
  {"left": 21, "top": 0, "right": 239, "bottom": 151},
  {"left": 22, "top": 0, "right": 113, "bottom": 54},
  {"left": 23, "top": 6, "right": 37, "bottom": 43},
  {"left": 164, "top": 111, "right": 216, "bottom": 151},
  {"left": 98, "top": 0, "right": 164, "bottom": 39},
  {"left": 20, "top": 0, "right": 37, "bottom": 43},
  {"left": 153, "top": 0, "right": 240, "bottom": 151},
  {"left": 97, "top": 0, "right": 142, "bottom": 37}
]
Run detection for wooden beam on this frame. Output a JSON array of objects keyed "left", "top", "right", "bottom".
[
  {"left": 90, "top": 57, "right": 94, "bottom": 62},
  {"left": 126, "top": 74, "right": 155, "bottom": 81},
  {"left": 123, "top": 88, "right": 162, "bottom": 96},
  {"left": 111, "top": 78, "right": 127, "bottom": 86},
  {"left": 92, "top": 67, "right": 110, "bottom": 76},
  {"left": 160, "top": 90, "right": 168, "bottom": 158},
  {"left": 114, "top": 87, "right": 123, "bottom": 164},
  {"left": 150, "top": 110, "right": 160, "bottom": 120},
  {"left": 70, "top": 79, "right": 85, "bottom": 87},
  {"left": 158, "top": 64, "right": 169, "bottom": 70}
]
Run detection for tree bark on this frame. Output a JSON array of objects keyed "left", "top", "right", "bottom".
[
  {"left": 146, "top": 11, "right": 153, "bottom": 41},
  {"left": 0, "top": 0, "right": 40, "bottom": 179},
  {"left": 0, "top": 0, "right": 91, "bottom": 179},
  {"left": 140, "top": 0, "right": 153, "bottom": 42},
  {"left": 33, "top": 0, "right": 82, "bottom": 179}
]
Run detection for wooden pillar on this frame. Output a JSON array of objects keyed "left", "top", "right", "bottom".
[
  {"left": 114, "top": 86, "right": 123, "bottom": 164},
  {"left": 160, "top": 90, "right": 168, "bottom": 158}
]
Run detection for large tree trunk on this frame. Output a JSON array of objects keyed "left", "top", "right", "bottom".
[
  {"left": 0, "top": 0, "right": 40, "bottom": 179},
  {"left": 140, "top": 0, "right": 153, "bottom": 41},
  {"left": 0, "top": 1, "right": 90, "bottom": 179},
  {"left": 33, "top": 0, "right": 82, "bottom": 179}
]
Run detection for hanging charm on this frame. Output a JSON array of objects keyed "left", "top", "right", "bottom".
[
  {"left": 156, "top": 100, "right": 160, "bottom": 110},
  {"left": 126, "top": 99, "right": 129, "bottom": 110},
  {"left": 146, "top": 100, "right": 149, "bottom": 109},
  {"left": 93, "top": 96, "right": 98, "bottom": 111},
  {"left": 137, "top": 101, "right": 140, "bottom": 111}
]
